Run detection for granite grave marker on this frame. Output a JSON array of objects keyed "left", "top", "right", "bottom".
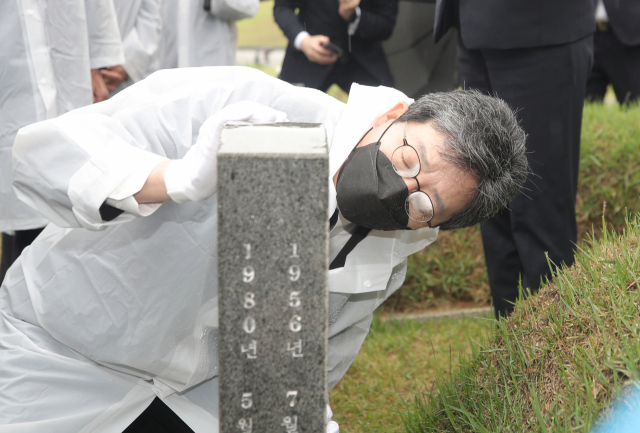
[{"left": 217, "top": 123, "right": 329, "bottom": 433}]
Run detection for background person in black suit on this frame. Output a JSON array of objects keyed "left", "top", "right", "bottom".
[
  {"left": 274, "top": 0, "right": 398, "bottom": 92},
  {"left": 434, "top": 0, "right": 595, "bottom": 318},
  {"left": 586, "top": 0, "right": 640, "bottom": 105}
]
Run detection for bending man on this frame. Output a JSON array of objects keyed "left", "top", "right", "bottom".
[{"left": 1, "top": 66, "right": 527, "bottom": 432}]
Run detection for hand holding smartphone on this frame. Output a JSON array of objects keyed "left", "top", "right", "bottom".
[
  {"left": 300, "top": 35, "right": 340, "bottom": 65},
  {"left": 321, "top": 42, "right": 344, "bottom": 58}
]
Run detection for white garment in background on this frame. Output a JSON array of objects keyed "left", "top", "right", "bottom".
[
  {"left": 1, "top": 67, "right": 437, "bottom": 432},
  {"left": 159, "top": 0, "right": 258, "bottom": 68},
  {"left": 112, "top": 0, "right": 163, "bottom": 84},
  {"left": 0, "top": 0, "right": 124, "bottom": 232},
  {"left": 595, "top": 0, "right": 609, "bottom": 22}
]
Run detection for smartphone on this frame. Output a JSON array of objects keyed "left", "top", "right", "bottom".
[{"left": 321, "top": 42, "right": 344, "bottom": 58}]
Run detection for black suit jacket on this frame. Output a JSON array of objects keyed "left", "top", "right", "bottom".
[
  {"left": 603, "top": 0, "right": 640, "bottom": 46},
  {"left": 434, "top": 0, "right": 595, "bottom": 49},
  {"left": 274, "top": 0, "right": 398, "bottom": 89}
]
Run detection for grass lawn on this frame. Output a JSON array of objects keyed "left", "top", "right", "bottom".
[
  {"left": 236, "top": 1, "right": 287, "bottom": 48},
  {"left": 330, "top": 314, "right": 493, "bottom": 432}
]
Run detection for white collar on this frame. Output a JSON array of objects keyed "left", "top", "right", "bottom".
[{"left": 327, "top": 84, "right": 414, "bottom": 216}]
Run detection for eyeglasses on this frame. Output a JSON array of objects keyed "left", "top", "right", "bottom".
[{"left": 390, "top": 121, "right": 435, "bottom": 227}]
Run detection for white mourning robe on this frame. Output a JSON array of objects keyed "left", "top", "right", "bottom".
[
  {"left": 0, "top": 66, "right": 438, "bottom": 432},
  {"left": 112, "top": 0, "right": 163, "bottom": 87},
  {"left": 0, "top": 0, "right": 124, "bottom": 232},
  {"left": 159, "top": 0, "right": 259, "bottom": 68}
]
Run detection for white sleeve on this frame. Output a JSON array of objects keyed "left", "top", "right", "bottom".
[
  {"left": 13, "top": 113, "right": 168, "bottom": 231},
  {"left": 11, "top": 70, "right": 231, "bottom": 230},
  {"left": 85, "top": 0, "right": 125, "bottom": 69},
  {"left": 209, "top": 0, "right": 259, "bottom": 22},
  {"left": 122, "top": 0, "right": 162, "bottom": 82},
  {"left": 294, "top": 31, "right": 310, "bottom": 50}
]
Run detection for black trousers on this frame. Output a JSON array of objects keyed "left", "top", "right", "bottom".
[
  {"left": 0, "top": 233, "right": 13, "bottom": 284},
  {"left": 318, "top": 56, "right": 383, "bottom": 93},
  {"left": 457, "top": 34, "right": 593, "bottom": 318},
  {"left": 0, "top": 228, "right": 43, "bottom": 284},
  {"left": 11, "top": 228, "right": 43, "bottom": 262},
  {"left": 586, "top": 27, "right": 640, "bottom": 105},
  {"left": 124, "top": 398, "right": 193, "bottom": 433}
]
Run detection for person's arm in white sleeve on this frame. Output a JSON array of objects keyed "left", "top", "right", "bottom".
[
  {"left": 294, "top": 31, "right": 310, "bottom": 50},
  {"left": 120, "top": 0, "right": 162, "bottom": 82},
  {"left": 12, "top": 68, "right": 308, "bottom": 231},
  {"left": 85, "top": 0, "right": 125, "bottom": 69},
  {"left": 12, "top": 110, "right": 169, "bottom": 230},
  {"left": 208, "top": 0, "right": 259, "bottom": 22},
  {"left": 132, "top": 101, "right": 289, "bottom": 205}
]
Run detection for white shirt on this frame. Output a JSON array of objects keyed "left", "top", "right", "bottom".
[
  {"left": 2, "top": 67, "right": 437, "bottom": 432},
  {"left": 595, "top": 0, "right": 609, "bottom": 22},
  {"left": 112, "top": 0, "right": 163, "bottom": 83},
  {"left": 159, "top": 0, "right": 259, "bottom": 68}
]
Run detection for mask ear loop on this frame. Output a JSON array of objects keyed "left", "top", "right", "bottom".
[
  {"left": 377, "top": 119, "right": 398, "bottom": 142},
  {"left": 352, "top": 127, "right": 373, "bottom": 149}
]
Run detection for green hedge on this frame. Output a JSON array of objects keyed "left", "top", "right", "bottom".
[
  {"left": 401, "top": 215, "right": 640, "bottom": 432},
  {"left": 384, "top": 103, "right": 640, "bottom": 313}
]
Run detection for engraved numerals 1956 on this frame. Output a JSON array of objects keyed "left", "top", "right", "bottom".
[{"left": 286, "top": 243, "right": 304, "bottom": 358}]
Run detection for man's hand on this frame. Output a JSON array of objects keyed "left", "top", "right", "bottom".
[
  {"left": 338, "top": 0, "right": 360, "bottom": 21},
  {"left": 100, "top": 66, "right": 129, "bottom": 92},
  {"left": 91, "top": 69, "right": 109, "bottom": 103},
  {"left": 162, "top": 101, "right": 289, "bottom": 204},
  {"left": 300, "top": 35, "right": 337, "bottom": 65}
]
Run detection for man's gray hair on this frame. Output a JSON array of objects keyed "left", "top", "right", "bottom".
[{"left": 398, "top": 90, "right": 528, "bottom": 231}]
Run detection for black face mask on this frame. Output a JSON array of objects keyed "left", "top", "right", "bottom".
[{"left": 335, "top": 124, "right": 410, "bottom": 231}]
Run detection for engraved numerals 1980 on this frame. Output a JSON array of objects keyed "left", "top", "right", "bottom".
[{"left": 241, "top": 243, "right": 257, "bottom": 360}]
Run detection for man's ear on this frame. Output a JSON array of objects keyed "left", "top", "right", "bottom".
[{"left": 372, "top": 102, "right": 409, "bottom": 127}]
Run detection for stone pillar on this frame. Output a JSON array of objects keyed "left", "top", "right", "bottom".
[{"left": 217, "top": 123, "right": 329, "bottom": 433}]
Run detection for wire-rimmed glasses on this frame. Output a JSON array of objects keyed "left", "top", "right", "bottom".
[{"left": 390, "top": 121, "right": 435, "bottom": 227}]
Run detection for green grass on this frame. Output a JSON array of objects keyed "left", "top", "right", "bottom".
[
  {"left": 237, "top": 1, "right": 287, "bottom": 48},
  {"left": 330, "top": 314, "right": 493, "bottom": 432},
  {"left": 387, "top": 102, "right": 640, "bottom": 313},
  {"left": 401, "top": 215, "right": 640, "bottom": 432},
  {"left": 578, "top": 103, "right": 640, "bottom": 230}
]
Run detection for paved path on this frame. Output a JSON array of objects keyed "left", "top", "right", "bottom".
[{"left": 381, "top": 306, "right": 494, "bottom": 322}]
